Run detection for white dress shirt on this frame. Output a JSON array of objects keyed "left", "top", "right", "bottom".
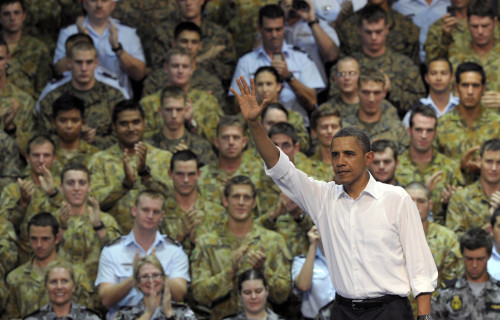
[
  {"left": 266, "top": 149, "right": 438, "bottom": 299},
  {"left": 402, "top": 93, "right": 459, "bottom": 128},
  {"left": 488, "top": 244, "right": 500, "bottom": 281}
]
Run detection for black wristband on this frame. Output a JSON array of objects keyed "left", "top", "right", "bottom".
[
  {"left": 112, "top": 43, "right": 123, "bottom": 52},
  {"left": 138, "top": 165, "right": 151, "bottom": 177},
  {"left": 307, "top": 18, "right": 319, "bottom": 27},
  {"left": 122, "top": 179, "right": 134, "bottom": 190},
  {"left": 5, "top": 124, "right": 16, "bottom": 135},
  {"left": 49, "top": 189, "right": 59, "bottom": 198},
  {"left": 93, "top": 221, "right": 105, "bottom": 231}
]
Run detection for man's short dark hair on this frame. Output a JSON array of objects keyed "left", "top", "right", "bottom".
[
  {"left": 0, "top": 0, "right": 25, "bottom": 11},
  {"left": 371, "top": 139, "right": 398, "bottom": 161},
  {"left": 268, "top": 122, "right": 298, "bottom": 144},
  {"left": 164, "top": 47, "right": 192, "bottom": 65},
  {"left": 426, "top": 57, "right": 453, "bottom": 75},
  {"left": 358, "top": 67, "right": 386, "bottom": 88},
  {"left": 67, "top": 41, "right": 97, "bottom": 59},
  {"left": 311, "top": 104, "right": 341, "bottom": 131},
  {"left": 491, "top": 207, "right": 500, "bottom": 228},
  {"left": 409, "top": 104, "right": 437, "bottom": 129},
  {"left": 258, "top": 4, "right": 284, "bottom": 27},
  {"left": 255, "top": 66, "right": 282, "bottom": 83},
  {"left": 358, "top": 4, "right": 387, "bottom": 26},
  {"left": 161, "top": 86, "right": 187, "bottom": 105},
  {"left": 467, "top": 0, "right": 496, "bottom": 20},
  {"left": 60, "top": 162, "right": 90, "bottom": 184},
  {"left": 52, "top": 93, "right": 85, "bottom": 120},
  {"left": 455, "top": 62, "right": 486, "bottom": 85},
  {"left": 27, "top": 135, "right": 56, "bottom": 156},
  {"left": 174, "top": 21, "right": 202, "bottom": 40},
  {"left": 216, "top": 115, "right": 245, "bottom": 137},
  {"left": 28, "top": 212, "right": 59, "bottom": 238},
  {"left": 460, "top": 227, "right": 492, "bottom": 255},
  {"left": 480, "top": 139, "right": 500, "bottom": 157},
  {"left": 170, "top": 150, "right": 200, "bottom": 171},
  {"left": 261, "top": 103, "right": 289, "bottom": 123},
  {"left": 224, "top": 175, "right": 257, "bottom": 199},
  {"left": 65, "top": 33, "right": 94, "bottom": 50},
  {"left": 112, "top": 100, "right": 145, "bottom": 124},
  {"left": 332, "top": 127, "right": 371, "bottom": 154}
]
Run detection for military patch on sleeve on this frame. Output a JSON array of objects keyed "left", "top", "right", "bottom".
[
  {"left": 486, "top": 303, "right": 500, "bottom": 312},
  {"left": 450, "top": 295, "right": 463, "bottom": 311}
]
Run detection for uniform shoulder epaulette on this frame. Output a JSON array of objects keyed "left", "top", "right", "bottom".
[
  {"left": 163, "top": 234, "right": 182, "bottom": 246},
  {"left": 23, "top": 308, "right": 44, "bottom": 319},
  {"left": 297, "top": 254, "right": 306, "bottom": 258},
  {"left": 292, "top": 45, "right": 307, "bottom": 54},
  {"left": 105, "top": 235, "right": 124, "bottom": 247},
  {"left": 442, "top": 278, "right": 458, "bottom": 289}
]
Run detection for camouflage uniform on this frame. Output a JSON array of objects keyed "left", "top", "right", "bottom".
[
  {"left": 223, "top": 309, "right": 286, "bottom": 320},
  {"left": 4, "top": 258, "right": 95, "bottom": 320},
  {"left": 142, "top": 67, "right": 226, "bottom": 112},
  {"left": 395, "top": 149, "right": 465, "bottom": 225},
  {"left": 0, "top": 131, "right": 22, "bottom": 193},
  {"left": 150, "top": 18, "right": 237, "bottom": 85},
  {"left": 191, "top": 223, "right": 292, "bottom": 320},
  {"left": 431, "top": 274, "right": 500, "bottom": 319},
  {"left": 147, "top": 130, "right": 217, "bottom": 167},
  {"left": 55, "top": 207, "right": 122, "bottom": 281},
  {"left": 322, "top": 95, "right": 400, "bottom": 121},
  {"left": 308, "top": 151, "right": 334, "bottom": 182},
  {"left": 335, "top": 49, "right": 426, "bottom": 118},
  {"left": 424, "top": 19, "right": 468, "bottom": 62},
  {"left": 335, "top": 8, "right": 421, "bottom": 65},
  {"left": 6, "top": 35, "right": 52, "bottom": 100},
  {"left": 321, "top": 93, "right": 358, "bottom": 115},
  {"left": 342, "top": 114, "right": 409, "bottom": 155},
  {"left": 0, "top": 278, "right": 7, "bottom": 317},
  {"left": 204, "top": 0, "right": 279, "bottom": 57},
  {"left": 436, "top": 107, "right": 500, "bottom": 164},
  {"left": 38, "top": 81, "right": 126, "bottom": 150},
  {"left": 24, "top": 302, "right": 101, "bottom": 320},
  {"left": 52, "top": 138, "right": 100, "bottom": 179},
  {"left": 88, "top": 143, "right": 173, "bottom": 233},
  {"left": 0, "top": 215, "right": 18, "bottom": 279},
  {"left": 140, "top": 89, "right": 223, "bottom": 145},
  {"left": 115, "top": 300, "right": 196, "bottom": 320},
  {"left": 159, "top": 192, "right": 226, "bottom": 256},
  {"left": 24, "top": 0, "right": 84, "bottom": 54},
  {"left": 0, "top": 174, "right": 63, "bottom": 264},
  {"left": 446, "top": 181, "right": 490, "bottom": 237},
  {"left": 0, "top": 82, "right": 38, "bottom": 155},
  {"left": 111, "top": 0, "right": 178, "bottom": 66}
]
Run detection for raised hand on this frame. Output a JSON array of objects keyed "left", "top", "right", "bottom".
[
  {"left": 123, "top": 148, "right": 136, "bottom": 186},
  {"left": 248, "top": 246, "right": 266, "bottom": 272},
  {"left": 135, "top": 142, "right": 148, "bottom": 173},
  {"left": 307, "top": 225, "right": 321, "bottom": 246},
  {"left": 88, "top": 196, "right": 101, "bottom": 227},
  {"left": 162, "top": 279, "right": 174, "bottom": 318},
  {"left": 230, "top": 76, "right": 267, "bottom": 122},
  {"left": 59, "top": 201, "right": 71, "bottom": 230},
  {"left": 232, "top": 244, "right": 249, "bottom": 273},
  {"left": 18, "top": 178, "right": 34, "bottom": 208},
  {"left": 39, "top": 165, "right": 57, "bottom": 196},
  {"left": 425, "top": 171, "right": 443, "bottom": 193}
]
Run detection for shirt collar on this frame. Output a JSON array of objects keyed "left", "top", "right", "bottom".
[
  {"left": 256, "top": 41, "right": 291, "bottom": 59},
  {"left": 338, "top": 172, "right": 380, "bottom": 200},
  {"left": 124, "top": 230, "right": 165, "bottom": 253}
]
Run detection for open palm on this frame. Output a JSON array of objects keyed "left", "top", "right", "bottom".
[{"left": 230, "top": 76, "right": 267, "bottom": 122}]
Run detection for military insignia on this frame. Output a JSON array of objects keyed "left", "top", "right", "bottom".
[
  {"left": 450, "top": 295, "right": 462, "bottom": 311},
  {"left": 432, "top": 290, "right": 439, "bottom": 299}
]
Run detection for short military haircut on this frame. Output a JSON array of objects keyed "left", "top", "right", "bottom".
[
  {"left": 60, "top": 162, "right": 91, "bottom": 184},
  {"left": 135, "top": 189, "right": 165, "bottom": 206},
  {"left": 27, "top": 135, "right": 56, "bottom": 156},
  {"left": 174, "top": 21, "right": 202, "bottom": 40},
  {"left": 426, "top": 57, "right": 453, "bottom": 75},
  {"left": 268, "top": 122, "right": 298, "bottom": 144},
  {"left": 405, "top": 181, "right": 431, "bottom": 200},
  {"left": 238, "top": 268, "right": 268, "bottom": 292},
  {"left": 409, "top": 104, "right": 437, "bottom": 129},
  {"left": 164, "top": 47, "right": 192, "bottom": 65},
  {"left": 67, "top": 40, "right": 97, "bottom": 59},
  {"left": 310, "top": 104, "right": 341, "bottom": 131},
  {"left": 480, "top": 138, "right": 500, "bottom": 157},
  {"left": 112, "top": 99, "right": 145, "bottom": 124},
  {"left": 455, "top": 62, "right": 486, "bottom": 85},
  {"left": 460, "top": 227, "right": 492, "bottom": 255},
  {"left": 0, "top": 0, "right": 25, "bottom": 11},
  {"left": 161, "top": 86, "right": 187, "bottom": 105},
  {"left": 258, "top": 4, "right": 285, "bottom": 26},
  {"left": 332, "top": 127, "right": 371, "bottom": 154},
  {"left": 358, "top": 67, "right": 386, "bottom": 88},
  {"left": 371, "top": 139, "right": 398, "bottom": 161},
  {"left": 255, "top": 66, "right": 282, "bottom": 83},
  {"left": 170, "top": 149, "right": 200, "bottom": 171},
  {"left": 0, "top": 37, "right": 8, "bottom": 54},
  {"left": 467, "top": 0, "right": 496, "bottom": 20},
  {"left": 332, "top": 56, "right": 359, "bottom": 75},
  {"left": 491, "top": 207, "right": 500, "bottom": 228},
  {"left": 28, "top": 212, "right": 60, "bottom": 238},
  {"left": 216, "top": 115, "right": 245, "bottom": 137},
  {"left": 44, "top": 260, "right": 76, "bottom": 286},
  {"left": 358, "top": 4, "right": 387, "bottom": 26},
  {"left": 65, "top": 33, "right": 94, "bottom": 50},
  {"left": 52, "top": 93, "right": 85, "bottom": 119},
  {"left": 224, "top": 175, "right": 257, "bottom": 199},
  {"left": 261, "top": 103, "right": 289, "bottom": 122}
]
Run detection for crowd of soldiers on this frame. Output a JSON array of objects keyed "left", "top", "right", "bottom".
[{"left": 0, "top": 0, "right": 500, "bottom": 318}]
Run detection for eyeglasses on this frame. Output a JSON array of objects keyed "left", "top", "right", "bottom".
[
  {"left": 137, "top": 273, "right": 163, "bottom": 282},
  {"left": 336, "top": 71, "right": 358, "bottom": 78}
]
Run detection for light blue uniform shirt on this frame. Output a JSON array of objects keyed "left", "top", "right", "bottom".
[
  {"left": 402, "top": 93, "right": 459, "bottom": 127},
  {"left": 488, "top": 244, "right": 500, "bottom": 281}
]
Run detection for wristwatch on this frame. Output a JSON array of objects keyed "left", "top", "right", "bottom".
[
  {"left": 417, "top": 314, "right": 433, "bottom": 320},
  {"left": 285, "top": 73, "right": 295, "bottom": 83},
  {"left": 138, "top": 165, "right": 151, "bottom": 177}
]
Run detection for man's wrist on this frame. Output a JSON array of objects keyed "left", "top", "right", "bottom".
[
  {"left": 417, "top": 315, "right": 432, "bottom": 320},
  {"left": 307, "top": 18, "right": 319, "bottom": 27},
  {"left": 48, "top": 188, "right": 59, "bottom": 198},
  {"left": 93, "top": 221, "right": 105, "bottom": 231}
]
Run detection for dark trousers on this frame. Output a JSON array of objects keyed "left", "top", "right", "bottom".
[{"left": 330, "top": 295, "right": 414, "bottom": 320}]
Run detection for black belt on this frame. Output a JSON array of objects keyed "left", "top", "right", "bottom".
[{"left": 335, "top": 293, "right": 405, "bottom": 311}]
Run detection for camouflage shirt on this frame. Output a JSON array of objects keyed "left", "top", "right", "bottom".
[
  {"left": 395, "top": 148, "right": 465, "bottom": 225},
  {"left": 4, "top": 257, "right": 95, "bottom": 320},
  {"left": 23, "top": 302, "right": 102, "bottom": 320},
  {"left": 140, "top": 89, "right": 223, "bottom": 145},
  {"left": 322, "top": 94, "right": 400, "bottom": 122},
  {"left": 0, "top": 215, "right": 18, "bottom": 279},
  {"left": 431, "top": 274, "right": 500, "bottom": 319},
  {"left": 147, "top": 130, "right": 217, "bottom": 167},
  {"left": 223, "top": 308, "right": 286, "bottom": 320},
  {"left": 38, "top": 81, "right": 126, "bottom": 150},
  {"left": 308, "top": 150, "right": 334, "bottom": 182},
  {"left": 424, "top": 18, "right": 468, "bottom": 63},
  {"left": 88, "top": 143, "right": 172, "bottom": 233},
  {"left": 191, "top": 222, "right": 292, "bottom": 320},
  {"left": 342, "top": 113, "right": 410, "bottom": 155},
  {"left": 335, "top": 8, "right": 421, "bottom": 65},
  {"left": 52, "top": 138, "right": 100, "bottom": 180},
  {"left": 0, "top": 130, "right": 22, "bottom": 193},
  {"left": 446, "top": 181, "right": 490, "bottom": 237},
  {"left": 115, "top": 300, "right": 196, "bottom": 320}
]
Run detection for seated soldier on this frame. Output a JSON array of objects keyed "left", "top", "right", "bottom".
[
  {"left": 4, "top": 212, "right": 95, "bottom": 319},
  {"left": 146, "top": 86, "right": 216, "bottom": 167},
  {"left": 0, "top": 135, "right": 63, "bottom": 264},
  {"left": 368, "top": 139, "right": 400, "bottom": 186},
  {"left": 191, "top": 176, "right": 291, "bottom": 319},
  {"left": 0, "top": 130, "right": 22, "bottom": 193}
]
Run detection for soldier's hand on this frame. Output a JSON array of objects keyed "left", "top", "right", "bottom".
[
  {"left": 441, "top": 14, "right": 458, "bottom": 37},
  {"left": 232, "top": 245, "right": 249, "bottom": 273},
  {"left": 81, "top": 125, "right": 97, "bottom": 143},
  {"left": 88, "top": 196, "right": 101, "bottom": 227},
  {"left": 18, "top": 178, "right": 34, "bottom": 208},
  {"left": 269, "top": 198, "right": 286, "bottom": 222},
  {"left": 76, "top": 16, "right": 89, "bottom": 35},
  {"left": 3, "top": 98, "right": 19, "bottom": 131},
  {"left": 425, "top": 171, "right": 443, "bottom": 193},
  {"left": 39, "top": 165, "right": 57, "bottom": 196},
  {"left": 135, "top": 141, "right": 148, "bottom": 173},
  {"left": 123, "top": 148, "right": 136, "bottom": 186},
  {"left": 60, "top": 201, "right": 71, "bottom": 230},
  {"left": 382, "top": 71, "right": 391, "bottom": 93},
  {"left": 230, "top": 76, "right": 268, "bottom": 123},
  {"left": 441, "top": 184, "right": 462, "bottom": 204},
  {"left": 481, "top": 91, "right": 500, "bottom": 108},
  {"left": 162, "top": 278, "right": 174, "bottom": 317},
  {"left": 174, "top": 140, "right": 189, "bottom": 153},
  {"left": 248, "top": 247, "right": 266, "bottom": 272},
  {"left": 196, "top": 44, "right": 226, "bottom": 63},
  {"left": 271, "top": 54, "right": 291, "bottom": 81},
  {"left": 294, "top": 0, "right": 315, "bottom": 22},
  {"left": 108, "top": 19, "right": 119, "bottom": 49},
  {"left": 459, "top": 146, "right": 481, "bottom": 173},
  {"left": 184, "top": 99, "right": 194, "bottom": 122},
  {"left": 489, "top": 191, "right": 500, "bottom": 214},
  {"left": 307, "top": 225, "right": 321, "bottom": 246}
]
